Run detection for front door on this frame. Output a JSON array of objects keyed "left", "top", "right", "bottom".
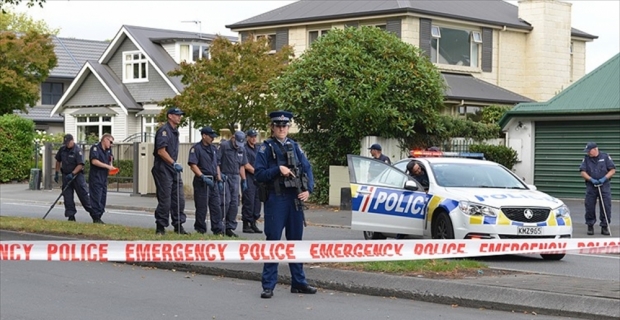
[{"left": 347, "top": 155, "right": 428, "bottom": 236}]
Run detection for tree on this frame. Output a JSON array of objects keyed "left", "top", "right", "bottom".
[
  {"left": 0, "top": 0, "right": 45, "bottom": 14},
  {"left": 0, "top": 9, "right": 59, "bottom": 34},
  {"left": 0, "top": 10, "right": 57, "bottom": 115},
  {"left": 162, "top": 36, "right": 294, "bottom": 133},
  {"left": 272, "top": 26, "right": 446, "bottom": 203}
]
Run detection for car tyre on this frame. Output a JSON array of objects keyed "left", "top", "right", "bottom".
[
  {"left": 540, "top": 253, "right": 565, "bottom": 261},
  {"left": 432, "top": 212, "right": 455, "bottom": 239},
  {"left": 363, "top": 231, "right": 387, "bottom": 240}
]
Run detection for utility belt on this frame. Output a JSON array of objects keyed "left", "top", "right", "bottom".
[{"left": 61, "top": 168, "right": 82, "bottom": 175}]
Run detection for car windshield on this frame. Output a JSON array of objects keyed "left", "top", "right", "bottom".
[{"left": 430, "top": 162, "right": 527, "bottom": 189}]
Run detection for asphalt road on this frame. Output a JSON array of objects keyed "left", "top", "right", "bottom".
[
  {"left": 0, "top": 231, "right": 578, "bottom": 320},
  {"left": 1, "top": 201, "right": 618, "bottom": 281}
]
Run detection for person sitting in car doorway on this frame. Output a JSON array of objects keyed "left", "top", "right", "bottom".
[{"left": 407, "top": 160, "right": 429, "bottom": 191}]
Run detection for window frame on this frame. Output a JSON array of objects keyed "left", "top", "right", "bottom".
[
  {"left": 75, "top": 115, "right": 113, "bottom": 143},
  {"left": 41, "top": 82, "right": 64, "bottom": 105},
  {"left": 178, "top": 43, "right": 210, "bottom": 63},
  {"left": 122, "top": 50, "right": 149, "bottom": 83},
  {"left": 308, "top": 29, "right": 330, "bottom": 46},
  {"left": 256, "top": 34, "right": 276, "bottom": 53},
  {"left": 430, "top": 25, "right": 482, "bottom": 68}
]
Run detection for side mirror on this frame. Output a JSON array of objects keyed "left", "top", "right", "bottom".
[
  {"left": 527, "top": 184, "right": 537, "bottom": 191},
  {"left": 404, "top": 180, "right": 420, "bottom": 191}
]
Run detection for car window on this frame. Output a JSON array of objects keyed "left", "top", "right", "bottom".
[
  {"left": 350, "top": 156, "right": 409, "bottom": 188},
  {"left": 430, "top": 163, "right": 526, "bottom": 189}
]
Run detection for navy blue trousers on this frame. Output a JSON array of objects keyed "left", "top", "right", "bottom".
[
  {"left": 585, "top": 183, "right": 612, "bottom": 227},
  {"left": 241, "top": 176, "right": 261, "bottom": 223},
  {"left": 151, "top": 163, "right": 186, "bottom": 228},
  {"left": 62, "top": 173, "right": 93, "bottom": 218},
  {"left": 261, "top": 191, "right": 308, "bottom": 290},
  {"left": 193, "top": 177, "right": 224, "bottom": 233},
  {"left": 89, "top": 172, "right": 108, "bottom": 219},
  {"left": 220, "top": 174, "right": 240, "bottom": 230}
]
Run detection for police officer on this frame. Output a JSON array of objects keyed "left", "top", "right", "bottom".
[
  {"left": 188, "top": 126, "right": 225, "bottom": 235},
  {"left": 152, "top": 107, "right": 187, "bottom": 235},
  {"left": 218, "top": 130, "right": 248, "bottom": 237},
  {"left": 369, "top": 144, "right": 391, "bottom": 164},
  {"left": 579, "top": 142, "right": 616, "bottom": 236},
  {"left": 88, "top": 133, "right": 116, "bottom": 224},
  {"left": 241, "top": 129, "right": 262, "bottom": 234},
  {"left": 406, "top": 161, "right": 429, "bottom": 190},
  {"left": 254, "top": 110, "right": 317, "bottom": 299},
  {"left": 54, "top": 134, "right": 94, "bottom": 221}
]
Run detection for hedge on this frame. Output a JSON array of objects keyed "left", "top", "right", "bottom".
[
  {"left": 83, "top": 159, "right": 133, "bottom": 183},
  {"left": 0, "top": 115, "right": 35, "bottom": 182},
  {"left": 469, "top": 144, "right": 518, "bottom": 170}
]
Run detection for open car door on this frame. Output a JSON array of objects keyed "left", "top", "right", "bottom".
[{"left": 347, "top": 155, "right": 429, "bottom": 238}]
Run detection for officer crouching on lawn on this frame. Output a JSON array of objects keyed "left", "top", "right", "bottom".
[
  {"left": 54, "top": 134, "right": 95, "bottom": 222},
  {"left": 254, "top": 110, "right": 317, "bottom": 299},
  {"left": 188, "top": 126, "right": 225, "bottom": 235},
  {"left": 579, "top": 142, "right": 616, "bottom": 236}
]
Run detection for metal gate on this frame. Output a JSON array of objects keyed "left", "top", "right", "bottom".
[{"left": 534, "top": 120, "right": 620, "bottom": 199}]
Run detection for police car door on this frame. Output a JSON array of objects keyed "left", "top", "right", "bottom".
[{"left": 347, "top": 155, "right": 427, "bottom": 237}]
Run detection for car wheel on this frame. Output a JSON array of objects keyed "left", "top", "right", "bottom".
[
  {"left": 363, "top": 231, "right": 387, "bottom": 240},
  {"left": 540, "top": 253, "right": 565, "bottom": 261},
  {"left": 432, "top": 212, "right": 455, "bottom": 239}
]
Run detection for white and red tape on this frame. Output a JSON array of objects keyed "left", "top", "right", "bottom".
[{"left": 1, "top": 238, "right": 618, "bottom": 262}]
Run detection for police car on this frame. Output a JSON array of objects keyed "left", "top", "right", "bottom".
[{"left": 347, "top": 151, "right": 572, "bottom": 260}]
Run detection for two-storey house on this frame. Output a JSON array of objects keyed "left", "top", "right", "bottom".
[
  {"left": 50, "top": 25, "right": 236, "bottom": 143},
  {"left": 15, "top": 36, "right": 109, "bottom": 134},
  {"left": 226, "top": 0, "right": 597, "bottom": 117}
]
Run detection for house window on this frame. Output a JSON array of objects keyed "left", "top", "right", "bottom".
[
  {"left": 308, "top": 29, "right": 330, "bottom": 46},
  {"left": 180, "top": 44, "right": 210, "bottom": 62},
  {"left": 76, "top": 116, "right": 112, "bottom": 143},
  {"left": 143, "top": 116, "right": 158, "bottom": 142},
  {"left": 431, "top": 26, "right": 481, "bottom": 68},
  {"left": 375, "top": 25, "right": 387, "bottom": 31},
  {"left": 41, "top": 82, "right": 63, "bottom": 105},
  {"left": 257, "top": 34, "right": 276, "bottom": 52},
  {"left": 459, "top": 106, "right": 481, "bottom": 115},
  {"left": 123, "top": 51, "right": 148, "bottom": 82}
]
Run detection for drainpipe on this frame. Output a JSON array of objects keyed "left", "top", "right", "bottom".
[{"left": 497, "top": 26, "right": 506, "bottom": 87}]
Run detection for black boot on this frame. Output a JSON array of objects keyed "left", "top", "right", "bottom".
[
  {"left": 587, "top": 225, "right": 594, "bottom": 235},
  {"left": 243, "top": 221, "right": 254, "bottom": 233},
  {"left": 226, "top": 228, "right": 239, "bottom": 238},
  {"left": 602, "top": 226, "right": 610, "bottom": 236},
  {"left": 68, "top": 215, "right": 76, "bottom": 222},
  {"left": 174, "top": 225, "right": 190, "bottom": 235},
  {"left": 251, "top": 221, "right": 262, "bottom": 234},
  {"left": 155, "top": 225, "right": 166, "bottom": 235}
]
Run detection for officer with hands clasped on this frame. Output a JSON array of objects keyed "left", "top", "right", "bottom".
[
  {"left": 54, "top": 134, "right": 95, "bottom": 222},
  {"left": 152, "top": 107, "right": 188, "bottom": 235},
  {"left": 579, "top": 142, "right": 616, "bottom": 236},
  {"left": 254, "top": 110, "right": 317, "bottom": 299},
  {"left": 89, "top": 133, "right": 116, "bottom": 224},
  {"left": 188, "top": 126, "right": 225, "bottom": 235},
  {"left": 242, "top": 128, "right": 263, "bottom": 234}
]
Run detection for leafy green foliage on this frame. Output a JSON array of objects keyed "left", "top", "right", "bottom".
[
  {"left": 0, "top": 10, "right": 57, "bottom": 115},
  {"left": 0, "top": 114, "right": 35, "bottom": 181},
  {"left": 0, "top": 9, "right": 57, "bottom": 33},
  {"left": 162, "top": 36, "right": 294, "bottom": 133},
  {"left": 0, "top": 0, "right": 45, "bottom": 14},
  {"left": 273, "top": 27, "right": 445, "bottom": 203},
  {"left": 469, "top": 144, "right": 518, "bottom": 169},
  {"left": 403, "top": 115, "right": 500, "bottom": 150},
  {"left": 479, "top": 105, "right": 512, "bottom": 125},
  {"left": 83, "top": 159, "right": 133, "bottom": 183}
]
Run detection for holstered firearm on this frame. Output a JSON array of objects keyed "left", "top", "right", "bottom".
[{"left": 284, "top": 142, "right": 308, "bottom": 226}]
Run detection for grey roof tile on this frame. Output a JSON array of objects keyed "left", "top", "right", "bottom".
[
  {"left": 226, "top": 0, "right": 596, "bottom": 39},
  {"left": 442, "top": 72, "right": 535, "bottom": 105},
  {"left": 14, "top": 106, "right": 64, "bottom": 123},
  {"left": 87, "top": 61, "right": 141, "bottom": 112},
  {"left": 50, "top": 37, "right": 109, "bottom": 78}
]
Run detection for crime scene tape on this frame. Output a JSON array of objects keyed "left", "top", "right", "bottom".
[{"left": 1, "top": 238, "right": 618, "bottom": 262}]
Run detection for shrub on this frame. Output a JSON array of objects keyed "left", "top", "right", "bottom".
[
  {"left": 0, "top": 115, "right": 36, "bottom": 182},
  {"left": 83, "top": 159, "right": 133, "bottom": 183},
  {"left": 469, "top": 144, "right": 518, "bottom": 170}
]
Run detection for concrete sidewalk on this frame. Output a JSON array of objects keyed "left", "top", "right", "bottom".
[{"left": 1, "top": 183, "right": 619, "bottom": 319}]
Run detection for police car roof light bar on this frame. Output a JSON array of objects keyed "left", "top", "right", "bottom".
[{"left": 409, "top": 150, "right": 485, "bottom": 160}]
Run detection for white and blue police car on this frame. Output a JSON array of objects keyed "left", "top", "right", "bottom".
[{"left": 347, "top": 151, "right": 572, "bottom": 260}]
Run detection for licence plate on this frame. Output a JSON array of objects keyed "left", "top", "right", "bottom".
[{"left": 518, "top": 227, "right": 542, "bottom": 235}]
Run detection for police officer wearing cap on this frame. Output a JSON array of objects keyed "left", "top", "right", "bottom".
[
  {"left": 218, "top": 130, "right": 248, "bottom": 237},
  {"left": 254, "top": 110, "right": 317, "bottom": 299},
  {"left": 579, "top": 142, "right": 616, "bottom": 235},
  {"left": 188, "top": 126, "right": 225, "bottom": 235},
  {"left": 242, "top": 128, "right": 263, "bottom": 234},
  {"left": 152, "top": 107, "right": 187, "bottom": 235},
  {"left": 89, "top": 133, "right": 116, "bottom": 224},
  {"left": 54, "top": 134, "right": 95, "bottom": 221},
  {"left": 368, "top": 143, "right": 391, "bottom": 164}
]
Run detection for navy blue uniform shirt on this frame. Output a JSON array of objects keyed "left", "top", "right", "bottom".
[
  {"left": 580, "top": 152, "right": 615, "bottom": 183},
  {"left": 245, "top": 143, "right": 258, "bottom": 174},
  {"left": 219, "top": 140, "right": 248, "bottom": 175},
  {"left": 89, "top": 142, "right": 113, "bottom": 174},
  {"left": 55, "top": 144, "right": 85, "bottom": 174},
  {"left": 377, "top": 154, "right": 391, "bottom": 165},
  {"left": 153, "top": 122, "right": 180, "bottom": 165},
  {"left": 188, "top": 142, "right": 219, "bottom": 176},
  {"left": 254, "top": 138, "right": 314, "bottom": 193}
]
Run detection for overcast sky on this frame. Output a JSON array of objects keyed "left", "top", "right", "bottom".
[{"left": 14, "top": 0, "right": 620, "bottom": 73}]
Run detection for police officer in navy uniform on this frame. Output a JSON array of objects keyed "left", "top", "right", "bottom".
[
  {"left": 54, "top": 134, "right": 94, "bottom": 221},
  {"left": 254, "top": 110, "right": 317, "bottom": 299},
  {"left": 89, "top": 133, "right": 116, "bottom": 224},
  {"left": 188, "top": 126, "right": 225, "bottom": 235},
  {"left": 218, "top": 130, "right": 249, "bottom": 237},
  {"left": 369, "top": 144, "right": 391, "bottom": 164},
  {"left": 579, "top": 142, "right": 616, "bottom": 236},
  {"left": 241, "top": 129, "right": 263, "bottom": 234},
  {"left": 152, "top": 108, "right": 187, "bottom": 235}
]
